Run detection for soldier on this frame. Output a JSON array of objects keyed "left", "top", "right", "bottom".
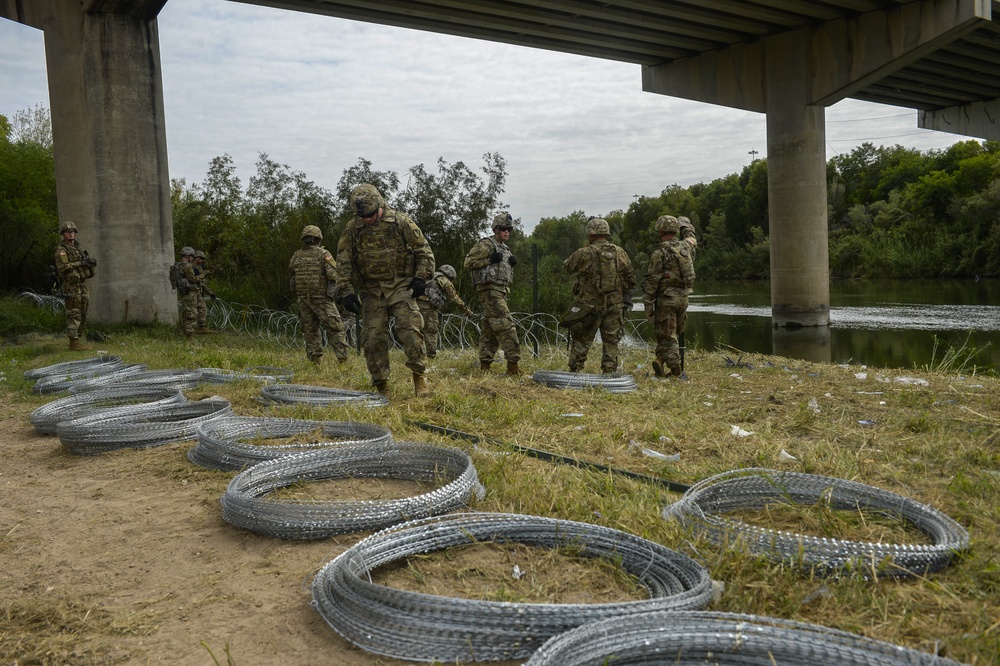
[
  {"left": 562, "top": 216, "right": 636, "bottom": 373},
  {"left": 464, "top": 212, "right": 521, "bottom": 375},
  {"left": 192, "top": 250, "right": 217, "bottom": 334},
  {"left": 290, "top": 225, "right": 349, "bottom": 365},
  {"left": 335, "top": 183, "right": 434, "bottom": 396},
  {"left": 173, "top": 246, "right": 200, "bottom": 340},
  {"left": 54, "top": 220, "right": 96, "bottom": 351},
  {"left": 642, "top": 215, "right": 695, "bottom": 378},
  {"left": 417, "top": 264, "right": 475, "bottom": 359},
  {"left": 677, "top": 215, "right": 698, "bottom": 259}
]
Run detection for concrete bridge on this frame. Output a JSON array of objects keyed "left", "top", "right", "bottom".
[{"left": 3, "top": 0, "right": 999, "bottom": 327}]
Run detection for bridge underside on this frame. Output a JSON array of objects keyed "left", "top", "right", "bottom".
[{"left": 3, "top": 0, "right": 1000, "bottom": 326}]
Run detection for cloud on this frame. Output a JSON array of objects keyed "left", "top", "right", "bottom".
[{"left": 0, "top": 0, "right": 971, "bottom": 230}]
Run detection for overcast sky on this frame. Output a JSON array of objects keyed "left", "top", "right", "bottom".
[{"left": 0, "top": 0, "right": 971, "bottom": 232}]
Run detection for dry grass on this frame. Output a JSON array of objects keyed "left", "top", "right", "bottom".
[{"left": 2, "top": 328, "right": 999, "bottom": 664}]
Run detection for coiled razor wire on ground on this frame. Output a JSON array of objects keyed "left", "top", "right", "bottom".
[
  {"left": 17, "top": 288, "right": 64, "bottom": 314},
  {"left": 67, "top": 368, "right": 204, "bottom": 393},
  {"left": 221, "top": 442, "right": 485, "bottom": 539},
  {"left": 188, "top": 415, "right": 393, "bottom": 471},
  {"left": 30, "top": 386, "right": 187, "bottom": 435},
  {"left": 259, "top": 383, "right": 389, "bottom": 408},
  {"left": 532, "top": 370, "right": 638, "bottom": 393},
  {"left": 32, "top": 363, "right": 148, "bottom": 395},
  {"left": 57, "top": 399, "right": 233, "bottom": 455},
  {"left": 310, "top": 512, "right": 713, "bottom": 662},
  {"left": 523, "top": 610, "right": 967, "bottom": 666},
  {"left": 662, "top": 468, "right": 970, "bottom": 578},
  {"left": 198, "top": 366, "right": 294, "bottom": 384},
  {"left": 23, "top": 355, "right": 124, "bottom": 381}
]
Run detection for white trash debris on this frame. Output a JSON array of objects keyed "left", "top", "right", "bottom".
[{"left": 730, "top": 425, "right": 754, "bottom": 437}]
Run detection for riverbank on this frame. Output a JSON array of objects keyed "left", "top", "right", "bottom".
[{"left": 1, "top": 329, "right": 997, "bottom": 664}]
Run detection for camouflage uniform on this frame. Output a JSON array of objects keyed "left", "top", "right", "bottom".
[
  {"left": 54, "top": 234, "right": 95, "bottom": 344},
  {"left": 336, "top": 203, "right": 433, "bottom": 390},
  {"left": 174, "top": 255, "right": 200, "bottom": 337},
  {"left": 290, "top": 243, "right": 349, "bottom": 363},
  {"left": 563, "top": 238, "right": 636, "bottom": 373},
  {"left": 643, "top": 237, "right": 695, "bottom": 375},
  {"left": 464, "top": 235, "right": 520, "bottom": 367},
  {"left": 417, "top": 270, "right": 474, "bottom": 358},
  {"left": 192, "top": 253, "right": 216, "bottom": 332}
]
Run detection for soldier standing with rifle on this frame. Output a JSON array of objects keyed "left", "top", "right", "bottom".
[
  {"left": 643, "top": 215, "right": 695, "bottom": 379},
  {"left": 54, "top": 221, "right": 96, "bottom": 351}
]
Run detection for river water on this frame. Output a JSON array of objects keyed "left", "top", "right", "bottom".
[{"left": 678, "top": 279, "right": 1000, "bottom": 371}]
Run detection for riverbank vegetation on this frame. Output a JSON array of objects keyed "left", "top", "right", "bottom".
[{"left": 1, "top": 319, "right": 998, "bottom": 663}]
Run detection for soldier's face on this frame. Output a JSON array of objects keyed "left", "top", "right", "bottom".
[
  {"left": 62, "top": 230, "right": 76, "bottom": 241},
  {"left": 494, "top": 226, "right": 511, "bottom": 241},
  {"left": 361, "top": 208, "right": 381, "bottom": 224}
]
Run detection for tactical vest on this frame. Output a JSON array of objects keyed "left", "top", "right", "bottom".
[
  {"left": 290, "top": 245, "right": 330, "bottom": 297},
  {"left": 472, "top": 237, "right": 513, "bottom": 288},
  {"left": 589, "top": 244, "right": 620, "bottom": 295},
  {"left": 56, "top": 241, "right": 86, "bottom": 284},
  {"left": 425, "top": 273, "right": 448, "bottom": 309},
  {"left": 173, "top": 261, "right": 194, "bottom": 292},
  {"left": 658, "top": 241, "right": 689, "bottom": 291},
  {"left": 352, "top": 211, "right": 412, "bottom": 281}
]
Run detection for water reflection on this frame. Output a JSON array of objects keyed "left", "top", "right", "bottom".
[{"left": 681, "top": 279, "right": 1000, "bottom": 370}]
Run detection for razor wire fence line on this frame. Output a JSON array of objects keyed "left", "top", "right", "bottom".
[
  {"left": 662, "top": 468, "right": 971, "bottom": 579},
  {"left": 188, "top": 416, "right": 393, "bottom": 471},
  {"left": 310, "top": 511, "right": 714, "bottom": 663},
  {"left": 523, "top": 610, "right": 966, "bottom": 666},
  {"left": 220, "top": 442, "right": 485, "bottom": 539}
]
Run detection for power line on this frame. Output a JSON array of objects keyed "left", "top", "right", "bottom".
[{"left": 827, "top": 112, "right": 912, "bottom": 123}]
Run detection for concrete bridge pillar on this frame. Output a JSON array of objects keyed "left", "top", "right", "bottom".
[
  {"left": 765, "top": 30, "right": 830, "bottom": 328},
  {"left": 2, "top": 0, "right": 176, "bottom": 324}
]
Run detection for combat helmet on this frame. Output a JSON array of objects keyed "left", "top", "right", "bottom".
[
  {"left": 351, "top": 184, "right": 385, "bottom": 217},
  {"left": 492, "top": 212, "right": 513, "bottom": 230},
  {"left": 655, "top": 215, "right": 680, "bottom": 235},
  {"left": 585, "top": 216, "right": 610, "bottom": 236},
  {"left": 180, "top": 246, "right": 196, "bottom": 257},
  {"left": 59, "top": 221, "right": 78, "bottom": 234},
  {"left": 194, "top": 250, "right": 206, "bottom": 259},
  {"left": 301, "top": 225, "right": 323, "bottom": 241},
  {"left": 438, "top": 264, "right": 457, "bottom": 281}
]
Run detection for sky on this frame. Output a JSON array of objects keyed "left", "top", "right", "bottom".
[{"left": 0, "top": 0, "right": 973, "bottom": 232}]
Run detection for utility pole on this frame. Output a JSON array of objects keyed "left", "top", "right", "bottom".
[{"left": 748, "top": 148, "right": 759, "bottom": 162}]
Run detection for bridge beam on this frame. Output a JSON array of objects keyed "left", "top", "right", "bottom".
[
  {"left": 641, "top": 0, "right": 990, "bottom": 327},
  {"left": 920, "top": 100, "right": 1000, "bottom": 140},
  {"left": 1, "top": 0, "right": 176, "bottom": 324}
]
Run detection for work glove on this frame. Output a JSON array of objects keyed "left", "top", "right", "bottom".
[
  {"left": 507, "top": 255, "right": 518, "bottom": 267},
  {"left": 342, "top": 293, "right": 362, "bottom": 315},
  {"left": 409, "top": 277, "right": 427, "bottom": 299},
  {"left": 489, "top": 251, "right": 503, "bottom": 264},
  {"left": 83, "top": 256, "right": 97, "bottom": 268},
  {"left": 210, "top": 294, "right": 218, "bottom": 301}
]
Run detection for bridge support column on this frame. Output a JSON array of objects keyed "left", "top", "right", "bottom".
[
  {"left": 765, "top": 30, "right": 830, "bottom": 328},
  {"left": 6, "top": 0, "right": 176, "bottom": 324}
]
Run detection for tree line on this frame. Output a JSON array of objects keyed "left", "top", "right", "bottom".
[{"left": 3, "top": 105, "right": 1000, "bottom": 316}]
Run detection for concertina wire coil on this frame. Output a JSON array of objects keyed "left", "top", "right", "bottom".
[
  {"left": 220, "top": 441, "right": 485, "bottom": 539},
  {"left": 531, "top": 370, "right": 638, "bottom": 393},
  {"left": 523, "top": 610, "right": 967, "bottom": 666},
  {"left": 31, "top": 363, "right": 147, "bottom": 394},
  {"left": 197, "top": 366, "right": 294, "bottom": 384},
  {"left": 30, "top": 385, "right": 187, "bottom": 434},
  {"left": 187, "top": 415, "right": 393, "bottom": 471},
  {"left": 258, "top": 383, "right": 389, "bottom": 408},
  {"left": 310, "top": 511, "right": 713, "bottom": 663},
  {"left": 68, "top": 368, "right": 204, "bottom": 393},
  {"left": 662, "top": 468, "right": 970, "bottom": 578},
  {"left": 23, "top": 355, "right": 124, "bottom": 381},
  {"left": 57, "top": 399, "right": 233, "bottom": 455}
]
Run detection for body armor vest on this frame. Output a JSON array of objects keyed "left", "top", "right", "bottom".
[
  {"left": 472, "top": 237, "right": 513, "bottom": 288},
  {"left": 354, "top": 212, "right": 411, "bottom": 281}
]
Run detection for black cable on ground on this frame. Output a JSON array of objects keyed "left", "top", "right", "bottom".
[{"left": 409, "top": 421, "right": 691, "bottom": 494}]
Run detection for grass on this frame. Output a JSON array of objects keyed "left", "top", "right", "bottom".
[{"left": 2, "top": 297, "right": 999, "bottom": 664}]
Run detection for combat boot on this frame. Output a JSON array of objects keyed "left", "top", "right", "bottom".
[
  {"left": 480, "top": 361, "right": 492, "bottom": 372},
  {"left": 68, "top": 337, "right": 90, "bottom": 351},
  {"left": 310, "top": 356, "right": 322, "bottom": 366},
  {"left": 413, "top": 372, "right": 431, "bottom": 396},
  {"left": 196, "top": 326, "right": 213, "bottom": 335},
  {"left": 651, "top": 358, "right": 665, "bottom": 377},
  {"left": 670, "top": 365, "right": 683, "bottom": 378},
  {"left": 373, "top": 381, "right": 389, "bottom": 396},
  {"left": 506, "top": 361, "right": 520, "bottom": 376}
]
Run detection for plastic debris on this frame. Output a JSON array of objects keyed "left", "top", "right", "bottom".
[
  {"left": 858, "top": 419, "right": 876, "bottom": 426},
  {"left": 855, "top": 372, "right": 868, "bottom": 380},
  {"left": 730, "top": 425, "right": 754, "bottom": 437},
  {"left": 729, "top": 373, "right": 743, "bottom": 380},
  {"left": 560, "top": 413, "right": 584, "bottom": 418},
  {"left": 642, "top": 448, "right": 681, "bottom": 462},
  {"left": 808, "top": 397, "right": 820, "bottom": 414},
  {"left": 895, "top": 376, "right": 929, "bottom": 386},
  {"left": 778, "top": 449, "right": 798, "bottom": 461},
  {"left": 512, "top": 564, "right": 525, "bottom": 580}
]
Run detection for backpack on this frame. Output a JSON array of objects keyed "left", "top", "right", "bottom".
[
  {"left": 168, "top": 262, "right": 179, "bottom": 290},
  {"left": 590, "top": 244, "right": 620, "bottom": 295}
]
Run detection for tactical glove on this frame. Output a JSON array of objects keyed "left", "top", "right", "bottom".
[
  {"left": 83, "top": 256, "right": 97, "bottom": 268},
  {"left": 489, "top": 251, "right": 503, "bottom": 264},
  {"left": 507, "top": 255, "right": 518, "bottom": 267},
  {"left": 210, "top": 294, "right": 218, "bottom": 301},
  {"left": 342, "top": 293, "right": 362, "bottom": 315},
  {"left": 409, "top": 277, "right": 427, "bottom": 299}
]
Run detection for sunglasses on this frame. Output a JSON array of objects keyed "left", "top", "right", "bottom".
[{"left": 496, "top": 225, "right": 513, "bottom": 232}]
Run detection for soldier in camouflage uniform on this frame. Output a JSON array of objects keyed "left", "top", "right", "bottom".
[
  {"left": 678, "top": 216, "right": 698, "bottom": 259},
  {"left": 464, "top": 212, "right": 521, "bottom": 375},
  {"left": 290, "top": 225, "right": 349, "bottom": 365},
  {"left": 563, "top": 217, "right": 636, "bottom": 373},
  {"left": 174, "top": 247, "right": 200, "bottom": 340},
  {"left": 54, "top": 221, "right": 97, "bottom": 351},
  {"left": 192, "top": 250, "right": 217, "bottom": 334},
  {"left": 417, "top": 264, "right": 475, "bottom": 359},
  {"left": 336, "top": 184, "right": 434, "bottom": 396},
  {"left": 642, "top": 215, "right": 695, "bottom": 378}
]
